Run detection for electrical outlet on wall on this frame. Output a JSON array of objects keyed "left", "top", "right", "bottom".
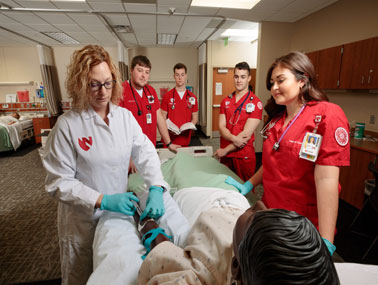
[{"left": 369, "top": 115, "right": 376, "bottom": 124}]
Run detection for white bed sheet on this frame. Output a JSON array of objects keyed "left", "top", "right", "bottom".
[
  {"left": 335, "top": 262, "right": 378, "bottom": 284},
  {"left": 0, "top": 117, "right": 22, "bottom": 150}
]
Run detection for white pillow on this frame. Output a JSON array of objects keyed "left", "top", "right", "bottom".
[{"left": 19, "top": 114, "right": 31, "bottom": 121}]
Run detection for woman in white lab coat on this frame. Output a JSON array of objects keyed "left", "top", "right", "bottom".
[{"left": 42, "top": 45, "right": 189, "bottom": 285}]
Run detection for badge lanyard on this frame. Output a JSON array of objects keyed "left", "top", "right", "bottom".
[
  {"left": 272, "top": 104, "right": 306, "bottom": 151},
  {"left": 129, "top": 81, "right": 152, "bottom": 116},
  {"left": 228, "top": 91, "right": 251, "bottom": 125}
]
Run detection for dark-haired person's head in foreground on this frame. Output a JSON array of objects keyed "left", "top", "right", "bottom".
[{"left": 232, "top": 202, "right": 340, "bottom": 285}]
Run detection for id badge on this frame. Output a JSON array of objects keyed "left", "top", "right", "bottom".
[
  {"left": 146, "top": 113, "right": 152, "bottom": 124},
  {"left": 246, "top": 103, "right": 255, "bottom": 113},
  {"left": 189, "top": 97, "right": 195, "bottom": 105},
  {"left": 299, "top": 132, "right": 322, "bottom": 162}
]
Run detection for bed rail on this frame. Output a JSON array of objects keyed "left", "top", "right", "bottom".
[{"left": 157, "top": 146, "right": 213, "bottom": 161}]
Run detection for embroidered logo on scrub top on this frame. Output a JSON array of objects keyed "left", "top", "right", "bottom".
[
  {"left": 257, "top": 101, "right": 263, "bottom": 110},
  {"left": 78, "top": 136, "right": 93, "bottom": 151},
  {"left": 334, "top": 127, "right": 349, "bottom": 146},
  {"left": 225, "top": 101, "right": 230, "bottom": 106},
  {"left": 147, "top": 96, "right": 154, "bottom": 103}
]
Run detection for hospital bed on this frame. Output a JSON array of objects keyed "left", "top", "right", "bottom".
[
  {"left": 0, "top": 114, "right": 34, "bottom": 152},
  {"left": 88, "top": 146, "right": 378, "bottom": 285}
]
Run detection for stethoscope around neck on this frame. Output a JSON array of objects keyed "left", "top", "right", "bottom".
[
  {"left": 171, "top": 89, "right": 192, "bottom": 110},
  {"left": 129, "top": 80, "right": 152, "bottom": 116},
  {"left": 228, "top": 91, "right": 253, "bottom": 125}
]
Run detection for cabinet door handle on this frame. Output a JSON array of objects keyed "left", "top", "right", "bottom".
[
  {"left": 361, "top": 76, "right": 365, "bottom": 84},
  {"left": 368, "top": 75, "right": 371, "bottom": 84}
]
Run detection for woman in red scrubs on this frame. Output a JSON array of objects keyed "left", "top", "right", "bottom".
[{"left": 226, "top": 51, "right": 350, "bottom": 255}]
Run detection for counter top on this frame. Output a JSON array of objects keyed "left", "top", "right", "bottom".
[{"left": 350, "top": 137, "right": 378, "bottom": 155}]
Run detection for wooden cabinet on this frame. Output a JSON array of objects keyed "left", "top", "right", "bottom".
[
  {"left": 339, "top": 37, "right": 378, "bottom": 89},
  {"left": 32, "top": 116, "right": 57, "bottom": 144},
  {"left": 307, "top": 46, "right": 343, "bottom": 89},
  {"left": 339, "top": 140, "right": 378, "bottom": 210},
  {"left": 307, "top": 36, "right": 378, "bottom": 90}
]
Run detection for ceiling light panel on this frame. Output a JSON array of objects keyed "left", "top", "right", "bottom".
[
  {"left": 43, "top": 32, "right": 80, "bottom": 44},
  {"left": 191, "top": 0, "right": 261, "bottom": 10},
  {"left": 157, "top": 33, "right": 176, "bottom": 45}
]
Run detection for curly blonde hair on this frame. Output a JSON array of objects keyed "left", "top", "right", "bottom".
[{"left": 65, "top": 45, "right": 123, "bottom": 111}]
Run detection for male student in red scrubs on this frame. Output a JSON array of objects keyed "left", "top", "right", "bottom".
[
  {"left": 161, "top": 63, "right": 198, "bottom": 147},
  {"left": 119, "top": 55, "right": 180, "bottom": 172},
  {"left": 214, "top": 62, "right": 262, "bottom": 181}
]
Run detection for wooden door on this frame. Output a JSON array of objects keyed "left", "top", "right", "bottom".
[
  {"left": 212, "top": 68, "right": 234, "bottom": 133},
  {"left": 211, "top": 68, "right": 256, "bottom": 133},
  {"left": 316, "top": 46, "right": 343, "bottom": 89}
]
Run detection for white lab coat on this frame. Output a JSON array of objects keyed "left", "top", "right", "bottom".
[{"left": 42, "top": 103, "right": 167, "bottom": 285}]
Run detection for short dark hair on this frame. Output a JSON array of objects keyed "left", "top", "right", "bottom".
[
  {"left": 173, "top": 63, "right": 187, "bottom": 73},
  {"left": 239, "top": 209, "right": 340, "bottom": 285},
  {"left": 131, "top": 55, "right": 151, "bottom": 70},
  {"left": 234, "top": 62, "right": 250, "bottom": 75}
]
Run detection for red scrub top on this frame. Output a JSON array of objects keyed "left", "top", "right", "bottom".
[
  {"left": 119, "top": 81, "right": 160, "bottom": 145},
  {"left": 220, "top": 91, "right": 263, "bottom": 158},
  {"left": 262, "top": 101, "right": 350, "bottom": 227},
  {"left": 161, "top": 88, "right": 198, "bottom": 146}
]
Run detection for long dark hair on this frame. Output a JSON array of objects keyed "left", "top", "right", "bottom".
[
  {"left": 264, "top": 51, "right": 328, "bottom": 124},
  {"left": 239, "top": 209, "right": 340, "bottom": 285}
]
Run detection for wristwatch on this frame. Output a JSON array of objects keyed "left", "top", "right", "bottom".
[{"left": 166, "top": 142, "right": 172, "bottom": 147}]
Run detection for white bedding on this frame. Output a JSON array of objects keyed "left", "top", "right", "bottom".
[
  {"left": 0, "top": 117, "right": 23, "bottom": 150},
  {"left": 90, "top": 186, "right": 378, "bottom": 284},
  {"left": 0, "top": 116, "right": 33, "bottom": 150}
]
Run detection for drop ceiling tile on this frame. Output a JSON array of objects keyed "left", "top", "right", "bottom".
[
  {"left": 52, "top": 1, "right": 91, "bottom": 10},
  {"left": 124, "top": 3, "right": 156, "bottom": 13},
  {"left": 175, "top": 16, "right": 211, "bottom": 43},
  {"left": 1, "top": 22, "right": 35, "bottom": 32},
  {"left": 87, "top": 0, "right": 123, "bottom": 3},
  {"left": 16, "top": 0, "right": 56, "bottom": 9},
  {"left": 54, "top": 24, "right": 85, "bottom": 33},
  {"left": 83, "top": 25, "right": 109, "bottom": 33},
  {"left": 88, "top": 2, "right": 125, "bottom": 12},
  {"left": 0, "top": 14, "right": 18, "bottom": 24},
  {"left": 188, "top": 6, "right": 219, "bottom": 15},
  {"left": 3, "top": 11, "right": 47, "bottom": 24},
  {"left": 158, "top": 0, "right": 191, "bottom": 6},
  {"left": 194, "top": 27, "right": 214, "bottom": 42},
  {"left": 128, "top": 14, "right": 156, "bottom": 32},
  {"left": 28, "top": 23, "right": 60, "bottom": 32},
  {"left": 0, "top": 0, "right": 22, "bottom": 8},
  {"left": 157, "top": 5, "right": 189, "bottom": 13},
  {"left": 119, "top": 32, "right": 138, "bottom": 44},
  {"left": 68, "top": 32, "right": 96, "bottom": 40},
  {"left": 157, "top": 15, "right": 184, "bottom": 34},
  {"left": 69, "top": 13, "right": 104, "bottom": 25},
  {"left": 35, "top": 13, "right": 76, "bottom": 25},
  {"left": 104, "top": 14, "right": 131, "bottom": 26}
]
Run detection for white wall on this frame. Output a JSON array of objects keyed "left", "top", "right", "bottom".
[{"left": 0, "top": 46, "right": 43, "bottom": 103}]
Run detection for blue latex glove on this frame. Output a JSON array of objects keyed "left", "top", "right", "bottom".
[
  {"left": 140, "top": 186, "right": 165, "bottom": 220},
  {"left": 225, "top": 176, "right": 253, "bottom": 196},
  {"left": 322, "top": 237, "right": 336, "bottom": 256},
  {"left": 100, "top": 193, "right": 139, "bottom": 216}
]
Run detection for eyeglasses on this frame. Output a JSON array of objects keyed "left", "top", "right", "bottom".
[{"left": 89, "top": 80, "right": 116, "bottom": 91}]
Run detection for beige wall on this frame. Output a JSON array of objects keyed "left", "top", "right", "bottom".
[
  {"left": 205, "top": 40, "right": 258, "bottom": 137},
  {"left": 0, "top": 46, "right": 43, "bottom": 103},
  {"left": 255, "top": 0, "right": 378, "bottom": 151},
  {"left": 128, "top": 47, "right": 198, "bottom": 99}
]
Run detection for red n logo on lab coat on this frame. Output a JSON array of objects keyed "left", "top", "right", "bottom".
[{"left": 78, "top": 136, "right": 93, "bottom": 151}]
